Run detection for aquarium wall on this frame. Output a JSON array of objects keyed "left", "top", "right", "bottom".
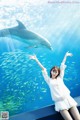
[{"left": 0, "top": 0, "right": 80, "bottom": 117}]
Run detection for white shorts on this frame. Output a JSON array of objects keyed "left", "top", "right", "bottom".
[{"left": 55, "top": 95, "right": 78, "bottom": 112}]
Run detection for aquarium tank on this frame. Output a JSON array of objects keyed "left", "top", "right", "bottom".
[{"left": 0, "top": 0, "right": 80, "bottom": 117}]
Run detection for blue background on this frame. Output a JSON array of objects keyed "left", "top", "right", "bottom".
[{"left": 0, "top": 0, "right": 80, "bottom": 117}]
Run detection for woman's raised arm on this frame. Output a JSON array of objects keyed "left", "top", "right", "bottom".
[
  {"left": 29, "top": 54, "right": 50, "bottom": 84},
  {"left": 59, "top": 51, "right": 73, "bottom": 79},
  {"left": 61, "top": 51, "right": 73, "bottom": 65},
  {"left": 29, "top": 54, "right": 45, "bottom": 70}
]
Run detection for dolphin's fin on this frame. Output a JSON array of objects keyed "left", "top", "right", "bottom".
[
  {"left": 24, "top": 45, "right": 38, "bottom": 49},
  {"left": 16, "top": 20, "right": 26, "bottom": 29}
]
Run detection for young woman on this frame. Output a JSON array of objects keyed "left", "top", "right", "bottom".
[{"left": 29, "top": 51, "right": 80, "bottom": 120}]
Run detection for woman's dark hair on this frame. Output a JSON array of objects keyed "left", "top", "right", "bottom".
[{"left": 50, "top": 66, "right": 60, "bottom": 78}]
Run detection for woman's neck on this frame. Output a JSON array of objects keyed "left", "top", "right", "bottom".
[{"left": 52, "top": 77, "right": 57, "bottom": 80}]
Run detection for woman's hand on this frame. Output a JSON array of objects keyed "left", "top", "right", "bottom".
[
  {"left": 29, "top": 54, "right": 37, "bottom": 60},
  {"left": 66, "top": 51, "right": 73, "bottom": 57},
  {"left": 29, "top": 54, "right": 45, "bottom": 70}
]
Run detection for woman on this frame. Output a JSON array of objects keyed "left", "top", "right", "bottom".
[{"left": 29, "top": 51, "right": 80, "bottom": 120}]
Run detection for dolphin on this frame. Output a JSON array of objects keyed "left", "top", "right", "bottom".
[{"left": 0, "top": 20, "right": 52, "bottom": 50}]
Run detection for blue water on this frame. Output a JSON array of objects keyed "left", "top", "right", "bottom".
[{"left": 0, "top": 1, "right": 80, "bottom": 117}]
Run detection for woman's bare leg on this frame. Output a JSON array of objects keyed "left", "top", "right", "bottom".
[
  {"left": 59, "top": 109, "right": 73, "bottom": 120},
  {"left": 69, "top": 106, "right": 80, "bottom": 120}
]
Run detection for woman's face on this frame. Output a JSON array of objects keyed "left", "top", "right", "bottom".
[{"left": 51, "top": 68, "right": 59, "bottom": 79}]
